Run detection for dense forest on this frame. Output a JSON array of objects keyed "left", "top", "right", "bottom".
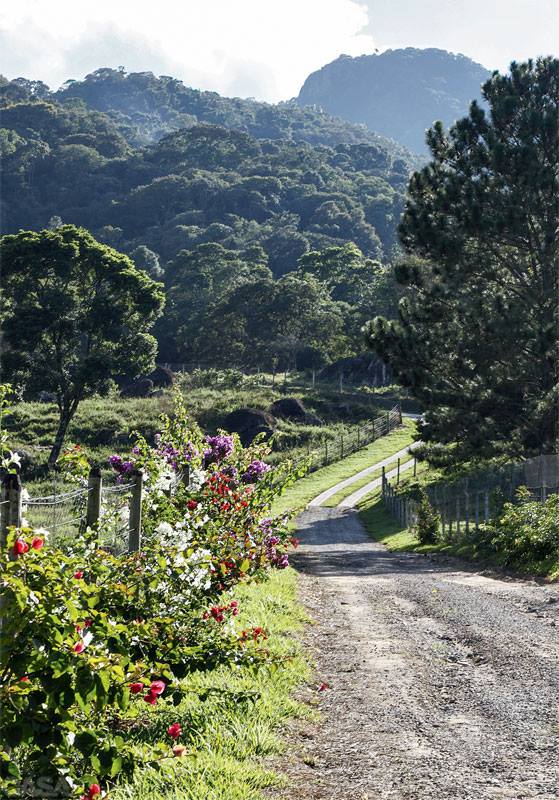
[
  {"left": 297, "top": 47, "right": 489, "bottom": 153},
  {"left": 0, "top": 69, "right": 416, "bottom": 369}
]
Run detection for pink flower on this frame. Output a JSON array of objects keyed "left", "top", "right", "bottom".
[
  {"left": 129, "top": 682, "right": 144, "bottom": 694},
  {"left": 187, "top": 499, "right": 198, "bottom": 510},
  {"left": 73, "top": 642, "right": 85, "bottom": 654},
  {"left": 87, "top": 785, "right": 101, "bottom": 799},
  {"left": 143, "top": 691, "right": 158, "bottom": 705},
  {"left": 74, "top": 570, "right": 84, "bottom": 579},
  {"left": 318, "top": 682, "right": 329, "bottom": 692},
  {"left": 13, "top": 538, "right": 29, "bottom": 556},
  {"left": 31, "top": 537, "right": 44, "bottom": 550},
  {"left": 150, "top": 680, "right": 165, "bottom": 695},
  {"left": 167, "top": 723, "right": 182, "bottom": 739}
]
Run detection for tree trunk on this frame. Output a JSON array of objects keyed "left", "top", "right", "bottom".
[{"left": 48, "top": 405, "right": 74, "bottom": 468}]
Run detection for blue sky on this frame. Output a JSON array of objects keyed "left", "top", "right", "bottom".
[{"left": 0, "top": 0, "right": 556, "bottom": 99}]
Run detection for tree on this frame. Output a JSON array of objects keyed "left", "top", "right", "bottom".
[
  {"left": 366, "top": 58, "right": 559, "bottom": 464},
  {"left": 0, "top": 226, "right": 165, "bottom": 465}
]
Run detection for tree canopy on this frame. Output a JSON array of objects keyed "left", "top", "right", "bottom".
[
  {"left": 0, "top": 225, "right": 165, "bottom": 463},
  {"left": 367, "top": 57, "right": 559, "bottom": 463}
]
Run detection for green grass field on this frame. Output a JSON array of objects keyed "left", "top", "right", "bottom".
[
  {"left": 272, "top": 418, "right": 417, "bottom": 517},
  {"left": 110, "top": 568, "right": 312, "bottom": 800}
]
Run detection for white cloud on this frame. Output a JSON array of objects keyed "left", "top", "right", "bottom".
[{"left": 0, "top": 0, "right": 375, "bottom": 99}]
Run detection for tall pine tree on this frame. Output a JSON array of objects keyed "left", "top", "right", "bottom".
[{"left": 366, "top": 58, "right": 558, "bottom": 464}]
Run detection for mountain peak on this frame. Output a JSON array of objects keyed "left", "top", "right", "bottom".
[{"left": 296, "top": 47, "right": 490, "bottom": 153}]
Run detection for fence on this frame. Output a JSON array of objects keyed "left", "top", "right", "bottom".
[
  {"left": 0, "top": 468, "right": 146, "bottom": 555},
  {"left": 303, "top": 404, "right": 402, "bottom": 473},
  {"left": 382, "top": 454, "right": 559, "bottom": 537}
]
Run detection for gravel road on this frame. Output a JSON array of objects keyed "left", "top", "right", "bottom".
[{"left": 278, "top": 507, "right": 559, "bottom": 800}]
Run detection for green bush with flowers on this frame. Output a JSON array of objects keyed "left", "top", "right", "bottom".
[{"left": 0, "top": 391, "right": 304, "bottom": 799}]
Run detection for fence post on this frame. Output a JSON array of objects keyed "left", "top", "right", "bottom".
[
  {"left": 372, "top": 419, "right": 376, "bottom": 439},
  {"left": 128, "top": 470, "right": 144, "bottom": 553},
  {"left": 1, "top": 471, "right": 22, "bottom": 549},
  {"left": 464, "top": 484, "right": 470, "bottom": 535},
  {"left": 397, "top": 458, "right": 401, "bottom": 484},
  {"left": 413, "top": 458, "right": 417, "bottom": 478},
  {"left": 475, "top": 491, "right": 480, "bottom": 531},
  {"left": 398, "top": 403, "right": 403, "bottom": 424},
  {"left": 456, "top": 497, "right": 461, "bottom": 536},
  {"left": 386, "top": 411, "right": 390, "bottom": 431},
  {"left": 86, "top": 467, "right": 103, "bottom": 530},
  {"left": 357, "top": 427, "right": 361, "bottom": 449},
  {"left": 484, "top": 491, "right": 489, "bottom": 523},
  {"left": 324, "top": 441, "right": 328, "bottom": 466},
  {"left": 382, "top": 465, "right": 386, "bottom": 489},
  {"left": 340, "top": 435, "right": 344, "bottom": 459}
]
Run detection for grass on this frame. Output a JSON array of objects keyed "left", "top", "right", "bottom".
[
  {"left": 322, "top": 455, "right": 416, "bottom": 508},
  {"left": 272, "top": 418, "right": 417, "bottom": 517},
  {"left": 111, "top": 568, "right": 312, "bottom": 800},
  {"left": 6, "top": 383, "right": 389, "bottom": 486}
]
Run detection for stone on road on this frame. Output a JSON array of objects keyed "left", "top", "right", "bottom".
[{"left": 280, "top": 507, "right": 559, "bottom": 800}]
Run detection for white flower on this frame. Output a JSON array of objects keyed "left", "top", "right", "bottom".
[{"left": 189, "top": 468, "right": 207, "bottom": 490}]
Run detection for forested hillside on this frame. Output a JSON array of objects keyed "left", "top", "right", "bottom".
[
  {"left": 0, "top": 70, "right": 414, "bottom": 367},
  {"left": 297, "top": 48, "right": 489, "bottom": 153}
]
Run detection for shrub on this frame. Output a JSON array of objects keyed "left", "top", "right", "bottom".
[
  {"left": 414, "top": 489, "right": 440, "bottom": 544},
  {"left": 489, "top": 488, "right": 559, "bottom": 565},
  {"left": 0, "top": 389, "right": 302, "bottom": 798}
]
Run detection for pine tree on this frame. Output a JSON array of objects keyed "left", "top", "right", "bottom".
[{"left": 366, "top": 58, "right": 559, "bottom": 465}]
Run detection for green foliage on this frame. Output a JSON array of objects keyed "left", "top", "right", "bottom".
[
  {"left": 489, "top": 489, "right": 559, "bottom": 566},
  {"left": 0, "top": 225, "right": 165, "bottom": 464},
  {"left": 414, "top": 489, "right": 440, "bottom": 545},
  {"left": 368, "top": 57, "right": 559, "bottom": 464},
  {"left": 0, "top": 68, "right": 413, "bottom": 368},
  {"left": 0, "top": 392, "right": 301, "bottom": 797}
]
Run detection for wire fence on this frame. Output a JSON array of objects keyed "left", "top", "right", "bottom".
[
  {"left": 301, "top": 405, "right": 402, "bottom": 473},
  {"left": 382, "top": 454, "right": 559, "bottom": 537}
]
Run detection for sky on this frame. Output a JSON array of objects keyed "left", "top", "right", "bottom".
[{"left": 0, "top": 0, "right": 557, "bottom": 100}]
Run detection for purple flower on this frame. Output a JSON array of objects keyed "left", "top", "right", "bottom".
[
  {"left": 203, "top": 435, "right": 234, "bottom": 466},
  {"left": 108, "top": 454, "right": 122, "bottom": 468},
  {"left": 242, "top": 460, "right": 270, "bottom": 484}
]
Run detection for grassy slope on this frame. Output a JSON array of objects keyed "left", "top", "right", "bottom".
[
  {"left": 272, "top": 419, "right": 417, "bottom": 517},
  {"left": 322, "top": 455, "right": 415, "bottom": 507},
  {"left": 111, "top": 569, "right": 312, "bottom": 800}
]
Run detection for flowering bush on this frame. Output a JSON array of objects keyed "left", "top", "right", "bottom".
[{"left": 0, "top": 390, "right": 303, "bottom": 798}]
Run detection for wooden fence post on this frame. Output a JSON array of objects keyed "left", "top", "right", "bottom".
[
  {"left": 398, "top": 403, "right": 403, "bottom": 424},
  {"left": 397, "top": 458, "right": 401, "bottom": 484},
  {"left": 456, "top": 497, "right": 461, "bottom": 536},
  {"left": 382, "top": 465, "right": 386, "bottom": 488},
  {"left": 475, "top": 492, "right": 480, "bottom": 531},
  {"left": 340, "top": 435, "right": 344, "bottom": 459},
  {"left": 464, "top": 485, "right": 470, "bottom": 535},
  {"left": 357, "top": 427, "right": 361, "bottom": 449},
  {"left": 413, "top": 458, "right": 417, "bottom": 477},
  {"left": 372, "top": 419, "right": 376, "bottom": 440},
  {"left": 128, "top": 470, "right": 144, "bottom": 553},
  {"left": 86, "top": 467, "right": 103, "bottom": 530},
  {"left": 1, "top": 471, "right": 22, "bottom": 549}
]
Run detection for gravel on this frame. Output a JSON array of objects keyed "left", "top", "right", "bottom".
[{"left": 274, "top": 507, "right": 559, "bottom": 800}]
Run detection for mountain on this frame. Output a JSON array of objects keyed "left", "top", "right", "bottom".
[{"left": 296, "top": 47, "right": 490, "bottom": 153}]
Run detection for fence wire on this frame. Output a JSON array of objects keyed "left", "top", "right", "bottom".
[
  {"left": 26, "top": 486, "right": 90, "bottom": 547},
  {"left": 98, "top": 482, "right": 134, "bottom": 555}
]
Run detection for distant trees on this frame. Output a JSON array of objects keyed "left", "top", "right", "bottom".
[
  {"left": 367, "top": 58, "right": 559, "bottom": 463},
  {"left": 0, "top": 226, "right": 164, "bottom": 465}
]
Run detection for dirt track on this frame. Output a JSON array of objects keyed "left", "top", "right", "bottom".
[{"left": 279, "top": 507, "right": 559, "bottom": 800}]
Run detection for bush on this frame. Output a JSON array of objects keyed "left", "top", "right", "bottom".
[
  {"left": 0, "top": 390, "right": 303, "bottom": 798},
  {"left": 489, "top": 488, "right": 559, "bottom": 565},
  {"left": 414, "top": 489, "right": 440, "bottom": 544}
]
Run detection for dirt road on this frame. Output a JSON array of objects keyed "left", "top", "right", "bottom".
[{"left": 281, "top": 507, "right": 559, "bottom": 800}]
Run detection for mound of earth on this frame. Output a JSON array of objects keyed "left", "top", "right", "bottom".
[
  {"left": 223, "top": 407, "right": 277, "bottom": 446},
  {"left": 269, "top": 397, "right": 323, "bottom": 426},
  {"left": 120, "top": 378, "right": 154, "bottom": 398},
  {"left": 319, "top": 353, "right": 388, "bottom": 385},
  {"left": 147, "top": 365, "right": 175, "bottom": 388}
]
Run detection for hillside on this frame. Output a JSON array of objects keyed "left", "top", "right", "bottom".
[
  {"left": 296, "top": 47, "right": 490, "bottom": 153},
  {"left": 0, "top": 70, "right": 414, "bottom": 369}
]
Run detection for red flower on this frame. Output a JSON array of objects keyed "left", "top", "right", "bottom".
[
  {"left": 289, "top": 536, "right": 301, "bottom": 549},
  {"left": 143, "top": 691, "right": 158, "bottom": 705},
  {"left": 129, "top": 682, "right": 144, "bottom": 694},
  {"left": 318, "top": 682, "right": 329, "bottom": 692},
  {"left": 167, "top": 722, "right": 182, "bottom": 739},
  {"left": 13, "top": 538, "right": 29, "bottom": 556},
  {"left": 19, "top": 676, "right": 30, "bottom": 682},
  {"left": 150, "top": 680, "right": 165, "bottom": 695},
  {"left": 187, "top": 499, "right": 198, "bottom": 510},
  {"left": 73, "top": 642, "right": 85, "bottom": 654},
  {"left": 172, "top": 744, "right": 187, "bottom": 757},
  {"left": 74, "top": 570, "right": 84, "bottom": 579},
  {"left": 84, "top": 619, "right": 92, "bottom": 628},
  {"left": 87, "top": 785, "right": 101, "bottom": 799},
  {"left": 31, "top": 537, "right": 44, "bottom": 550}
]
